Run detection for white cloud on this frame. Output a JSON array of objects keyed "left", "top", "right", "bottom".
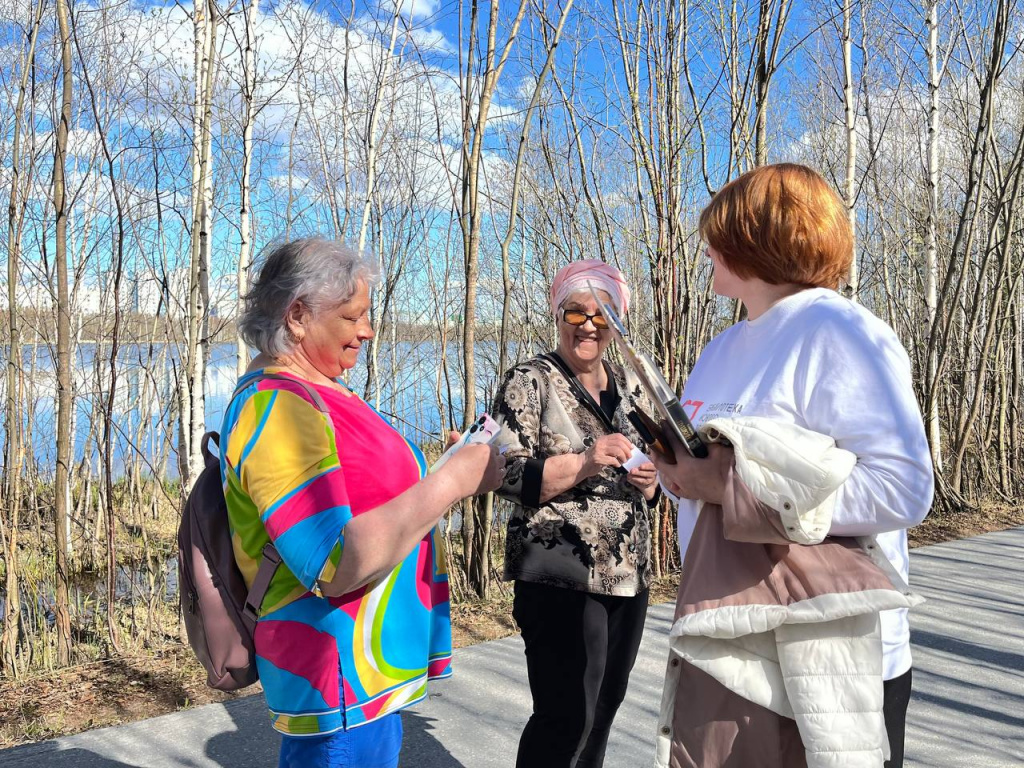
[
  {"left": 67, "top": 128, "right": 104, "bottom": 159},
  {"left": 405, "top": 24, "right": 454, "bottom": 53},
  {"left": 379, "top": 0, "right": 441, "bottom": 22}
]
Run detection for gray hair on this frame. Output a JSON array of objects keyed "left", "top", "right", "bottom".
[{"left": 238, "top": 237, "right": 380, "bottom": 358}]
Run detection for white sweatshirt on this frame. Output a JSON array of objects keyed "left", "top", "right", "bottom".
[{"left": 674, "top": 287, "right": 934, "bottom": 680}]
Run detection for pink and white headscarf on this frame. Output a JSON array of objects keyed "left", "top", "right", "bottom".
[{"left": 549, "top": 259, "right": 631, "bottom": 317}]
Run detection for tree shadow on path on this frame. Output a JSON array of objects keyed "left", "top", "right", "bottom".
[
  {"left": 0, "top": 743, "right": 141, "bottom": 768},
  {"left": 400, "top": 709, "right": 465, "bottom": 767}
]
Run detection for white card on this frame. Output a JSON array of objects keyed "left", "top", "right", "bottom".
[{"left": 622, "top": 445, "right": 651, "bottom": 471}]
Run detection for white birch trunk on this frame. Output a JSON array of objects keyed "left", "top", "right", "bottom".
[
  {"left": 356, "top": 9, "right": 402, "bottom": 254},
  {"left": 184, "top": 0, "right": 217, "bottom": 491},
  {"left": 925, "top": 0, "right": 942, "bottom": 470},
  {"left": 1, "top": 0, "right": 44, "bottom": 678},
  {"left": 842, "top": 0, "right": 858, "bottom": 300},
  {"left": 237, "top": 0, "right": 258, "bottom": 379}
]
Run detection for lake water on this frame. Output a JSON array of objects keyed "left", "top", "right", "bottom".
[
  {"left": 0, "top": 337, "right": 533, "bottom": 623},
  {"left": 0, "top": 339, "right": 530, "bottom": 479}
]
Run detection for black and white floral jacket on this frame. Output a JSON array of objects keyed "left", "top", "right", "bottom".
[{"left": 491, "top": 354, "right": 656, "bottom": 597}]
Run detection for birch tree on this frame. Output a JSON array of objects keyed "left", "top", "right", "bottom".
[
  {"left": 181, "top": 0, "right": 219, "bottom": 491},
  {"left": 1, "top": 0, "right": 46, "bottom": 679},
  {"left": 752, "top": 0, "right": 793, "bottom": 166},
  {"left": 496, "top": 0, "right": 576, "bottom": 380},
  {"left": 70, "top": 0, "right": 136, "bottom": 656},
  {"left": 356, "top": 5, "right": 402, "bottom": 254},
  {"left": 841, "top": 0, "right": 858, "bottom": 299},
  {"left": 236, "top": 0, "right": 258, "bottom": 379},
  {"left": 458, "top": 0, "right": 529, "bottom": 598},
  {"left": 53, "top": 0, "right": 75, "bottom": 665},
  {"left": 923, "top": 0, "right": 943, "bottom": 469},
  {"left": 926, "top": 0, "right": 1012, "bottom": 501}
]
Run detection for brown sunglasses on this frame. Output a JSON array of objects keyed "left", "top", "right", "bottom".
[{"left": 561, "top": 309, "right": 609, "bottom": 329}]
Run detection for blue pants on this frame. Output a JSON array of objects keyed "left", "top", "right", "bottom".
[{"left": 278, "top": 712, "right": 403, "bottom": 768}]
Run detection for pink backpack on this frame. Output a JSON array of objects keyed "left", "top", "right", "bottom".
[{"left": 177, "top": 373, "right": 330, "bottom": 691}]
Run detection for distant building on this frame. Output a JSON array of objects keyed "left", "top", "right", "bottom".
[
  {"left": 2, "top": 268, "right": 239, "bottom": 321},
  {"left": 209, "top": 274, "right": 239, "bottom": 321},
  {"left": 0, "top": 280, "right": 52, "bottom": 312},
  {"left": 76, "top": 284, "right": 102, "bottom": 314},
  {"left": 133, "top": 276, "right": 166, "bottom": 315}
]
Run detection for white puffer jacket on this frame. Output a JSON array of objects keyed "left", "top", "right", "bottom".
[{"left": 656, "top": 417, "right": 923, "bottom": 768}]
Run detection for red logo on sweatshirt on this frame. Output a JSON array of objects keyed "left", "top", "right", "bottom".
[{"left": 681, "top": 400, "right": 704, "bottom": 421}]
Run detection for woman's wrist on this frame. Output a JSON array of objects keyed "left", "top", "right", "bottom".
[
  {"left": 643, "top": 482, "right": 659, "bottom": 503},
  {"left": 538, "top": 452, "right": 590, "bottom": 504},
  {"left": 424, "top": 468, "right": 468, "bottom": 511},
  {"left": 578, "top": 450, "right": 595, "bottom": 480}
]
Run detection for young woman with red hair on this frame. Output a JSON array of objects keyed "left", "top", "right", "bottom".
[{"left": 652, "top": 164, "right": 933, "bottom": 768}]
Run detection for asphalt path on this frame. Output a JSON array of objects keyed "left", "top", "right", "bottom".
[{"left": 1, "top": 527, "right": 1021, "bottom": 767}]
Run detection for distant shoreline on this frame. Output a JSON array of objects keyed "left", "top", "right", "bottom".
[{"left": 0, "top": 310, "right": 543, "bottom": 347}]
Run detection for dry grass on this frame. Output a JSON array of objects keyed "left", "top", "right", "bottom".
[
  {"left": 0, "top": 645, "right": 255, "bottom": 748},
  {"left": 0, "top": 504, "right": 1020, "bottom": 749},
  {"left": 907, "top": 501, "right": 1024, "bottom": 547}
]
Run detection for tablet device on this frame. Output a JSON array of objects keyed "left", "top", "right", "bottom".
[{"left": 589, "top": 284, "right": 707, "bottom": 461}]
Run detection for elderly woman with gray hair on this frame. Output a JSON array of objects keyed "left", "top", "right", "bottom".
[
  {"left": 492, "top": 259, "right": 661, "bottom": 768},
  {"left": 222, "top": 237, "right": 504, "bottom": 768}
]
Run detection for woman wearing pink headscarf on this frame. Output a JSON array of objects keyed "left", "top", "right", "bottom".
[{"left": 491, "top": 259, "right": 660, "bottom": 768}]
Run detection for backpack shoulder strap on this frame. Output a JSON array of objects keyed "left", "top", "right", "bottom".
[
  {"left": 227, "top": 370, "right": 335, "bottom": 441},
  {"left": 242, "top": 543, "right": 283, "bottom": 626},
  {"left": 231, "top": 371, "right": 331, "bottom": 418},
  {"left": 228, "top": 371, "right": 336, "bottom": 621}
]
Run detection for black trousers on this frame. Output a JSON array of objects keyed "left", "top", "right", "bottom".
[
  {"left": 512, "top": 580, "right": 649, "bottom": 768},
  {"left": 883, "top": 668, "right": 913, "bottom": 768}
]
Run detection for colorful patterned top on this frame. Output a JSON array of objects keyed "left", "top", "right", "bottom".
[
  {"left": 492, "top": 356, "right": 655, "bottom": 596},
  {"left": 220, "top": 368, "right": 452, "bottom": 736}
]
